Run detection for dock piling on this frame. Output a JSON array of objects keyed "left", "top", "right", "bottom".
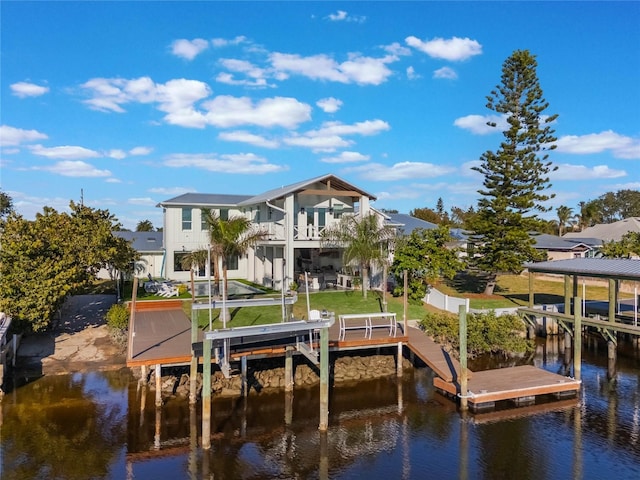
[
  {"left": 202, "top": 338, "right": 212, "bottom": 450},
  {"left": 319, "top": 326, "right": 329, "bottom": 431}
]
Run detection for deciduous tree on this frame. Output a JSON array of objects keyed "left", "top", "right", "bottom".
[
  {"left": 0, "top": 203, "right": 137, "bottom": 332},
  {"left": 391, "top": 226, "right": 465, "bottom": 303}
]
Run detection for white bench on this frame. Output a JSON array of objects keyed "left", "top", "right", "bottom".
[{"left": 338, "top": 313, "right": 397, "bottom": 341}]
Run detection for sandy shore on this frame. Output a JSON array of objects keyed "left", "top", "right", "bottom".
[{"left": 15, "top": 294, "right": 128, "bottom": 376}]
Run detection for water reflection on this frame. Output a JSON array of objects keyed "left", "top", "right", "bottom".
[{"left": 2, "top": 338, "right": 640, "bottom": 479}]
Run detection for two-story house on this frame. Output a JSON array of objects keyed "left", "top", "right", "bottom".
[{"left": 157, "top": 174, "right": 383, "bottom": 291}]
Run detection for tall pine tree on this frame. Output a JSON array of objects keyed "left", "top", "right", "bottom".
[{"left": 469, "top": 50, "right": 557, "bottom": 294}]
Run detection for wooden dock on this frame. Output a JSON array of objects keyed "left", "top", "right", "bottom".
[
  {"left": 127, "top": 301, "right": 581, "bottom": 413},
  {"left": 405, "top": 325, "right": 580, "bottom": 411},
  {"left": 127, "top": 301, "right": 407, "bottom": 367}
]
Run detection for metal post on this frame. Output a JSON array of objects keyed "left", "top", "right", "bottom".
[
  {"left": 573, "top": 297, "right": 582, "bottom": 382},
  {"left": 319, "top": 326, "right": 329, "bottom": 431},
  {"left": 459, "top": 305, "right": 468, "bottom": 411},
  {"left": 202, "top": 338, "right": 212, "bottom": 450}
]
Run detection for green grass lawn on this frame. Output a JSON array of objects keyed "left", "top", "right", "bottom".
[{"left": 189, "top": 289, "right": 428, "bottom": 330}]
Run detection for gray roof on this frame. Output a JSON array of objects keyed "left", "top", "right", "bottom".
[
  {"left": 238, "top": 173, "right": 376, "bottom": 206},
  {"left": 525, "top": 258, "right": 640, "bottom": 282},
  {"left": 115, "top": 231, "right": 164, "bottom": 252},
  {"left": 157, "top": 193, "right": 253, "bottom": 207},
  {"left": 386, "top": 213, "right": 438, "bottom": 234},
  {"left": 563, "top": 217, "right": 640, "bottom": 242},
  {"left": 385, "top": 213, "right": 467, "bottom": 240},
  {"left": 531, "top": 233, "right": 590, "bottom": 251}
]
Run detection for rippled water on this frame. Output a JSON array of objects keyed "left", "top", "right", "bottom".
[{"left": 2, "top": 336, "right": 640, "bottom": 479}]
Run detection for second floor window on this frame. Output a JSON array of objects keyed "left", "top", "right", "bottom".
[{"left": 182, "top": 208, "right": 192, "bottom": 230}]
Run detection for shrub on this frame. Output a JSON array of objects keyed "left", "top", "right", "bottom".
[
  {"left": 419, "top": 310, "right": 532, "bottom": 357},
  {"left": 177, "top": 284, "right": 188, "bottom": 296},
  {"left": 106, "top": 303, "right": 129, "bottom": 331}
]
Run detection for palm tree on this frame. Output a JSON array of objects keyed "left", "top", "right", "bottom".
[
  {"left": 135, "top": 219, "right": 155, "bottom": 232},
  {"left": 202, "top": 208, "right": 267, "bottom": 299},
  {"left": 321, "top": 213, "right": 395, "bottom": 299},
  {"left": 556, "top": 205, "right": 573, "bottom": 236},
  {"left": 180, "top": 248, "right": 209, "bottom": 301}
]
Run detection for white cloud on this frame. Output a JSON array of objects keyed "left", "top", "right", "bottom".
[
  {"left": 284, "top": 119, "right": 389, "bottom": 153},
  {"left": 216, "top": 58, "right": 270, "bottom": 87},
  {"left": 316, "top": 97, "right": 343, "bottom": 113},
  {"left": 129, "top": 146, "right": 153, "bottom": 156},
  {"left": 313, "top": 119, "right": 390, "bottom": 137},
  {"left": 171, "top": 38, "right": 209, "bottom": 60},
  {"left": 218, "top": 130, "right": 279, "bottom": 148},
  {"left": 211, "top": 36, "right": 248, "bottom": 48},
  {"left": 215, "top": 72, "right": 269, "bottom": 87},
  {"left": 82, "top": 76, "right": 314, "bottom": 129},
  {"left": 107, "top": 149, "right": 126, "bottom": 159},
  {"left": 283, "top": 134, "right": 352, "bottom": 152},
  {"left": 149, "top": 186, "right": 194, "bottom": 196},
  {"left": 320, "top": 151, "right": 370, "bottom": 164},
  {"left": 405, "top": 36, "right": 482, "bottom": 61},
  {"left": 202, "top": 95, "right": 311, "bottom": 128},
  {"left": 551, "top": 163, "right": 627, "bottom": 181},
  {"left": 453, "top": 114, "right": 508, "bottom": 134},
  {"left": 433, "top": 66, "right": 457, "bottom": 80},
  {"left": 556, "top": 130, "right": 640, "bottom": 159},
  {"left": 269, "top": 52, "right": 396, "bottom": 85},
  {"left": 10, "top": 81, "right": 50, "bottom": 98},
  {"left": 327, "top": 10, "right": 366, "bottom": 23},
  {"left": 406, "top": 66, "right": 420, "bottom": 80},
  {"left": 128, "top": 197, "right": 156, "bottom": 206},
  {"left": 80, "top": 76, "right": 211, "bottom": 122},
  {"left": 29, "top": 144, "right": 101, "bottom": 160},
  {"left": 384, "top": 42, "right": 411, "bottom": 56},
  {"left": 346, "top": 161, "right": 456, "bottom": 181},
  {"left": 375, "top": 189, "right": 423, "bottom": 201},
  {"left": 106, "top": 178, "right": 122, "bottom": 183},
  {"left": 0, "top": 125, "right": 48, "bottom": 146},
  {"left": 164, "top": 152, "right": 288, "bottom": 174},
  {"left": 38, "top": 160, "right": 111, "bottom": 177}
]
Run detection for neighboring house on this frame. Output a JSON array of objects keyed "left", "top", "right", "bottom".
[
  {"left": 564, "top": 217, "right": 640, "bottom": 243},
  {"left": 385, "top": 212, "right": 468, "bottom": 256},
  {"left": 96, "top": 231, "right": 164, "bottom": 280},
  {"left": 531, "top": 233, "right": 594, "bottom": 260},
  {"left": 157, "top": 174, "right": 380, "bottom": 291}
]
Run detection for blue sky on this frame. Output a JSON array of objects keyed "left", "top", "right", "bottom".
[{"left": 1, "top": 1, "right": 639, "bottom": 230}]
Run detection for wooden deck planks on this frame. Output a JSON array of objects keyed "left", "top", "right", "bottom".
[
  {"left": 405, "top": 326, "right": 467, "bottom": 383},
  {"left": 434, "top": 365, "right": 580, "bottom": 405},
  {"left": 128, "top": 306, "right": 407, "bottom": 366}
]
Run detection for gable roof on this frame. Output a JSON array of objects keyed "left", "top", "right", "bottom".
[
  {"left": 115, "top": 231, "right": 164, "bottom": 252},
  {"left": 238, "top": 173, "right": 376, "bottom": 206},
  {"left": 157, "top": 193, "right": 253, "bottom": 208},
  {"left": 563, "top": 217, "right": 640, "bottom": 242},
  {"left": 531, "top": 233, "right": 591, "bottom": 251},
  {"left": 386, "top": 213, "right": 438, "bottom": 234}
]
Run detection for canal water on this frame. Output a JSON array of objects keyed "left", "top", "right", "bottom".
[{"left": 2, "top": 337, "right": 639, "bottom": 479}]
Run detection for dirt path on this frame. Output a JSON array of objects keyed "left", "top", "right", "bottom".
[{"left": 16, "top": 294, "right": 128, "bottom": 376}]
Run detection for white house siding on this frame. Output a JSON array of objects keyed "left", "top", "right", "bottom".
[{"left": 158, "top": 175, "right": 381, "bottom": 290}]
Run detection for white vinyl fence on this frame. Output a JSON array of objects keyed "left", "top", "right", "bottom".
[{"left": 424, "top": 288, "right": 470, "bottom": 314}]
